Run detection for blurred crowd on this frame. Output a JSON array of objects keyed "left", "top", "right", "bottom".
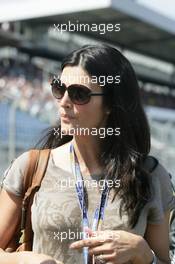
[
  {"left": 0, "top": 58, "right": 57, "bottom": 123},
  {"left": 140, "top": 88, "right": 175, "bottom": 110},
  {"left": 0, "top": 58, "right": 175, "bottom": 125}
]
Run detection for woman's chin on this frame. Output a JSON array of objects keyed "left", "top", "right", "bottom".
[{"left": 61, "top": 124, "right": 75, "bottom": 136}]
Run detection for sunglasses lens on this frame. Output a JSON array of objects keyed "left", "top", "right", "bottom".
[
  {"left": 51, "top": 79, "right": 91, "bottom": 104},
  {"left": 51, "top": 79, "right": 65, "bottom": 99},
  {"left": 69, "top": 85, "right": 91, "bottom": 104}
]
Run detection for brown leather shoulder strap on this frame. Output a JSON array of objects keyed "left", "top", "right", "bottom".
[
  {"left": 23, "top": 148, "right": 51, "bottom": 206},
  {"left": 22, "top": 149, "right": 40, "bottom": 196},
  {"left": 31, "top": 148, "right": 51, "bottom": 187},
  {"left": 20, "top": 148, "right": 51, "bottom": 239}
]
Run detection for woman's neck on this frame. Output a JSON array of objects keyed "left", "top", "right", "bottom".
[{"left": 71, "top": 135, "right": 103, "bottom": 176}]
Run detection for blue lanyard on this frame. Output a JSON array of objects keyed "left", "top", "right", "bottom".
[{"left": 70, "top": 144, "right": 109, "bottom": 264}]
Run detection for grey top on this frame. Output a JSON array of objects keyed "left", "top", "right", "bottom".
[{"left": 1, "top": 141, "right": 175, "bottom": 264}]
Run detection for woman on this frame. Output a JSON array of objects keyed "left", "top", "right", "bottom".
[{"left": 0, "top": 44, "right": 174, "bottom": 264}]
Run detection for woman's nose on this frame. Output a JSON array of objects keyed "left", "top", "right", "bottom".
[{"left": 59, "top": 90, "right": 72, "bottom": 108}]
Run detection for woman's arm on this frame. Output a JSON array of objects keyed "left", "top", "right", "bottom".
[
  {"left": 0, "top": 189, "right": 22, "bottom": 249},
  {"left": 143, "top": 210, "right": 171, "bottom": 264}
]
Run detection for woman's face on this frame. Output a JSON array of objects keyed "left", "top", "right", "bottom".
[{"left": 58, "top": 66, "right": 109, "bottom": 137}]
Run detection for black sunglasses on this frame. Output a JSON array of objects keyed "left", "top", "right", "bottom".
[{"left": 51, "top": 78, "right": 106, "bottom": 105}]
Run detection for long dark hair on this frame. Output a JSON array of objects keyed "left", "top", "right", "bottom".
[{"left": 35, "top": 44, "right": 152, "bottom": 228}]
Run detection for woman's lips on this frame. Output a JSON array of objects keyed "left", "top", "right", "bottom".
[{"left": 60, "top": 114, "right": 75, "bottom": 121}]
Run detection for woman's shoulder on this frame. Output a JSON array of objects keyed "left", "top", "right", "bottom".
[
  {"left": 1, "top": 142, "right": 72, "bottom": 197},
  {"left": 143, "top": 155, "right": 171, "bottom": 183},
  {"left": 146, "top": 156, "right": 175, "bottom": 214},
  {"left": 1, "top": 150, "right": 31, "bottom": 197},
  {"left": 143, "top": 155, "right": 172, "bottom": 192},
  {"left": 143, "top": 155, "right": 175, "bottom": 224}
]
